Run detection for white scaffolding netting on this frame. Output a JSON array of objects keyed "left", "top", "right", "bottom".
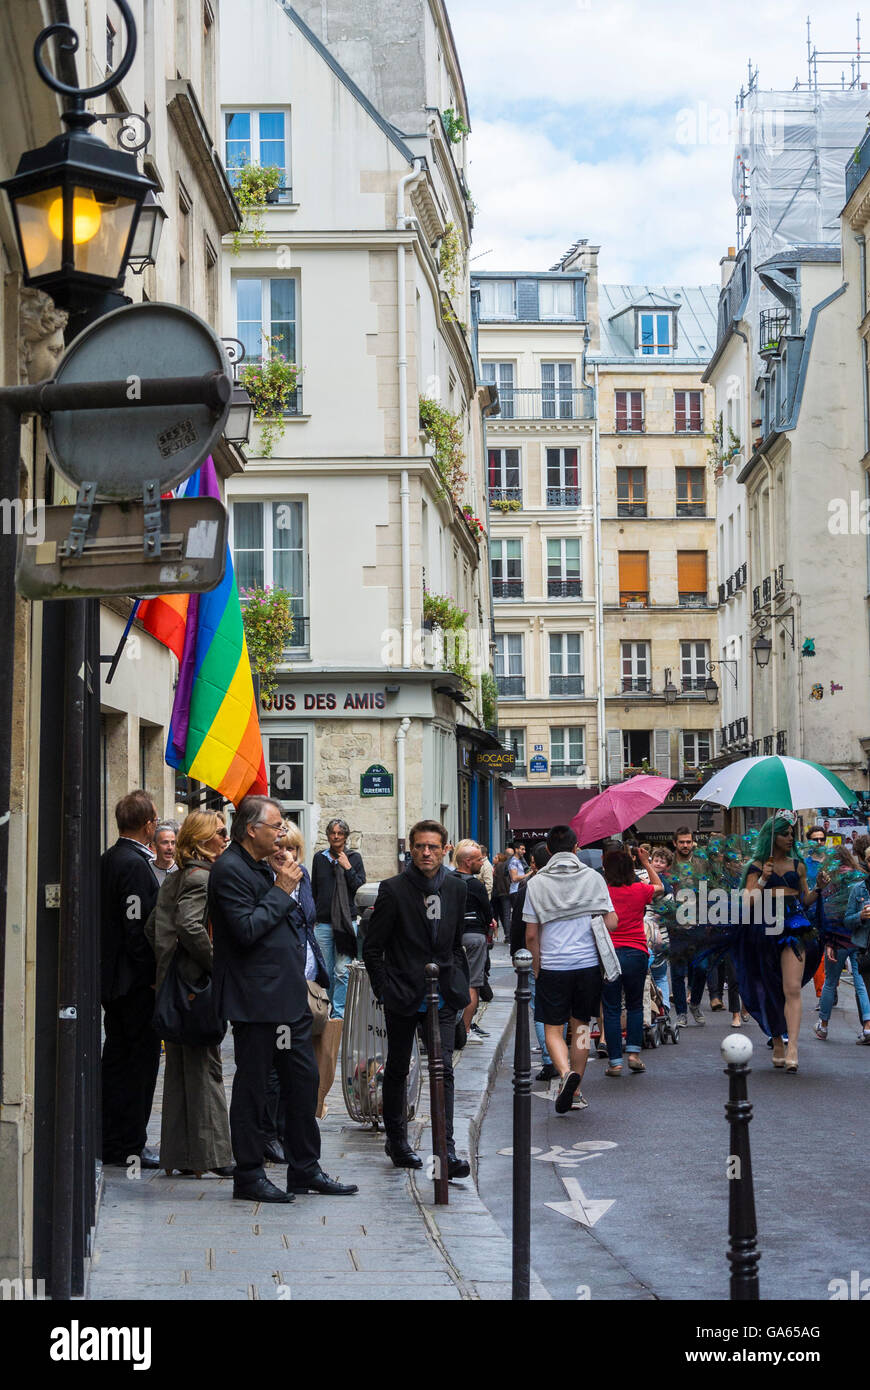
[{"left": 733, "top": 89, "right": 870, "bottom": 258}]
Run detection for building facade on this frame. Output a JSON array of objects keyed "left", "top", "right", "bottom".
[{"left": 219, "top": 0, "right": 497, "bottom": 879}]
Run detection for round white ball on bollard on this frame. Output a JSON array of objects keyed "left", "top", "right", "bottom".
[{"left": 720, "top": 1034, "right": 753, "bottom": 1065}]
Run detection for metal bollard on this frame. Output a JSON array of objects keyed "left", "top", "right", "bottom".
[
  {"left": 512, "top": 949, "right": 533, "bottom": 1301},
  {"left": 721, "top": 1034, "right": 760, "bottom": 1301},
  {"left": 425, "top": 962, "right": 449, "bottom": 1205}
]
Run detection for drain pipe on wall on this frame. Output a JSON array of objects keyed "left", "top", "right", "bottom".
[
  {"left": 855, "top": 235, "right": 870, "bottom": 601},
  {"left": 397, "top": 158, "right": 425, "bottom": 668},
  {"left": 396, "top": 716, "right": 411, "bottom": 864},
  {"left": 592, "top": 365, "right": 606, "bottom": 785}
]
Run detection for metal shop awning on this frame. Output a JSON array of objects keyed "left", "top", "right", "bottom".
[{"left": 505, "top": 786, "right": 597, "bottom": 838}]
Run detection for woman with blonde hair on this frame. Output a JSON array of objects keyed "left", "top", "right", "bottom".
[{"left": 146, "top": 810, "right": 234, "bottom": 1177}]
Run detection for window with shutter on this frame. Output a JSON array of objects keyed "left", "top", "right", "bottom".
[
  {"left": 606, "top": 729, "right": 623, "bottom": 781},
  {"left": 674, "top": 390, "right": 703, "bottom": 432},
  {"left": 615, "top": 390, "right": 644, "bottom": 432},
  {"left": 616, "top": 467, "right": 646, "bottom": 516},
  {"left": 619, "top": 552, "right": 648, "bottom": 606},
  {"left": 677, "top": 552, "right": 708, "bottom": 606},
  {"left": 652, "top": 728, "right": 671, "bottom": 777}
]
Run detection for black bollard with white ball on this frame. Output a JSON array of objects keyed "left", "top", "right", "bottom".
[{"left": 721, "top": 1033, "right": 760, "bottom": 1301}]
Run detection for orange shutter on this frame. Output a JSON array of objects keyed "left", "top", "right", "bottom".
[
  {"left": 677, "top": 551, "right": 707, "bottom": 591},
  {"left": 619, "top": 552, "right": 648, "bottom": 590}
]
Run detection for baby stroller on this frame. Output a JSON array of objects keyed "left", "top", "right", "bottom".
[{"left": 644, "top": 910, "right": 680, "bottom": 1046}]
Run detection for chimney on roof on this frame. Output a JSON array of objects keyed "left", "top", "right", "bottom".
[
  {"left": 720, "top": 246, "right": 737, "bottom": 289},
  {"left": 558, "top": 241, "right": 600, "bottom": 351}
]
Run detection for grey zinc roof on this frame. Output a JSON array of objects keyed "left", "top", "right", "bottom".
[{"left": 594, "top": 283, "right": 720, "bottom": 364}]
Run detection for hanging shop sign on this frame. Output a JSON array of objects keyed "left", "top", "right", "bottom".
[{"left": 473, "top": 749, "right": 516, "bottom": 772}]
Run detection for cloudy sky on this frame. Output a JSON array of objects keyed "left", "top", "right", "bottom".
[{"left": 448, "top": 0, "right": 869, "bottom": 285}]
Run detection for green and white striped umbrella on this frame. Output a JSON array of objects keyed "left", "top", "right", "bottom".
[{"left": 692, "top": 756, "right": 856, "bottom": 811}]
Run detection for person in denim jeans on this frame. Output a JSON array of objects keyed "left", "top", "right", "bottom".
[
  {"left": 819, "top": 852, "right": 870, "bottom": 1043},
  {"left": 601, "top": 847, "right": 664, "bottom": 1075},
  {"left": 310, "top": 818, "right": 366, "bottom": 1019},
  {"left": 510, "top": 841, "right": 561, "bottom": 1078}
]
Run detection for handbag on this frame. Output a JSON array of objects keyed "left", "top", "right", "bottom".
[
  {"left": 307, "top": 979, "right": 330, "bottom": 1037},
  {"left": 591, "top": 915, "right": 622, "bottom": 982},
  {"left": 153, "top": 949, "right": 226, "bottom": 1048}
]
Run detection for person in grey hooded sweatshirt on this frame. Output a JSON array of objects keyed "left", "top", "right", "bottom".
[{"left": 522, "top": 825, "right": 619, "bottom": 1115}]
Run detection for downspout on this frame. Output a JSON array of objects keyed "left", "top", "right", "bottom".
[
  {"left": 734, "top": 325, "right": 751, "bottom": 753},
  {"left": 396, "top": 158, "right": 425, "bottom": 668},
  {"left": 855, "top": 235, "right": 870, "bottom": 606},
  {"left": 395, "top": 716, "right": 411, "bottom": 866},
  {"left": 592, "top": 365, "right": 606, "bottom": 785},
  {"left": 759, "top": 450, "right": 778, "bottom": 751}
]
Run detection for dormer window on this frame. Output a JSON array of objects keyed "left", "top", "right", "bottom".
[
  {"left": 637, "top": 311, "right": 674, "bottom": 357},
  {"left": 539, "top": 280, "right": 575, "bottom": 319},
  {"left": 479, "top": 280, "right": 516, "bottom": 319}
]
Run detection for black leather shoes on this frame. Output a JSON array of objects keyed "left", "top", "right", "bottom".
[
  {"left": 447, "top": 1152, "right": 470, "bottom": 1180},
  {"left": 233, "top": 1176, "right": 294, "bottom": 1203},
  {"left": 288, "top": 1168, "right": 358, "bottom": 1196},
  {"left": 139, "top": 1147, "right": 161, "bottom": 1169},
  {"left": 210, "top": 1165, "right": 235, "bottom": 1177},
  {"left": 384, "top": 1137, "right": 423, "bottom": 1169},
  {"left": 263, "top": 1140, "right": 286, "bottom": 1164}
]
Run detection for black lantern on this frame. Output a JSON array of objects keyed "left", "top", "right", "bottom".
[
  {"left": 753, "top": 634, "right": 773, "bottom": 668},
  {"left": 0, "top": 0, "right": 155, "bottom": 309},
  {"left": 663, "top": 668, "right": 679, "bottom": 705},
  {"left": 127, "top": 189, "right": 167, "bottom": 273},
  {"left": 225, "top": 385, "right": 254, "bottom": 445},
  {"left": 704, "top": 676, "right": 719, "bottom": 703}
]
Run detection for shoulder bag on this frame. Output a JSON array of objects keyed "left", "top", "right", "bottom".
[{"left": 152, "top": 869, "right": 226, "bottom": 1047}]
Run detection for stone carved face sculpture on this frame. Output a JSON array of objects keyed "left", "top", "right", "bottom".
[{"left": 19, "top": 287, "right": 68, "bottom": 384}]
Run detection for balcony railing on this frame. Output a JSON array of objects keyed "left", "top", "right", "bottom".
[
  {"left": 492, "top": 577, "right": 524, "bottom": 600},
  {"left": 735, "top": 562, "right": 747, "bottom": 589},
  {"left": 776, "top": 729, "right": 787, "bottom": 755},
  {"left": 681, "top": 676, "right": 707, "bottom": 693},
  {"left": 750, "top": 739, "right": 760, "bottom": 757},
  {"left": 759, "top": 308, "right": 790, "bottom": 355},
  {"left": 510, "top": 762, "right": 527, "bottom": 779},
  {"left": 496, "top": 675, "right": 525, "bottom": 698},
  {"left": 621, "top": 676, "right": 651, "bottom": 693},
  {"left": 763, "top": 734, "right": 774, "bottom": 756},
  {"left": 489, "top": 486, "right": 522, "bottom": 506},
  {"left": 496, "top": 387, "right": 594, "bottom": 421},
  {"left": 675, "top": 502, "right": 706, "bottom": 517},
  {"left": 725, "top": 575, "right": 734, "bottom": 597},
  {"left": 547, "top": 487, "right": 581, "bottom": 508},
  {"left": 847, "top": 126, "right": 870, "bottom": 198},
  {"left": 678, "top": 592, "right": 709, "bottom": 608},
  {"left": 551, "top": 761, "right": 585, "bottom": 777},
  {"left": 762, "top": 576, "right": 772, "bottom": 604},
  {"left": 753, "top": 585, "right": 761, "bottom": 612},
  {"left": 548, "top": 578, "right": 583, "bottom": 598},
  {"left": 620, "top": 592, "right": 648, "bottom": 608},
  {"left": 549, "top": 675, "right": 585, "bottom": 696},
  {"left": 774, "top": 564, "right": 785, "bottom": 595},
  {"left": 617, "top": 502, "right": 647, "bottom": 517}
]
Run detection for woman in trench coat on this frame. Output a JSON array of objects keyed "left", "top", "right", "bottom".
[{"left": 146, "top": 809, "right": 234, "bottom": 1177}]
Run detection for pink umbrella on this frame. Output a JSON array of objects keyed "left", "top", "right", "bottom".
[{"left": 570, "top": 775, "right": 677, "bottom": 847}]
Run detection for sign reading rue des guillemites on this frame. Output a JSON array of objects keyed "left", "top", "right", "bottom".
[{"left": 360, "top": 764, "right": 394, "bottom": 797}]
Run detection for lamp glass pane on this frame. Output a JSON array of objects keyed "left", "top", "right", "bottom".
[
  {"left": 15, "top": 187, "right": 63, "bottom": 277},
  {"left": 74, "top": 189, "right": 136, "bottom": 278}
]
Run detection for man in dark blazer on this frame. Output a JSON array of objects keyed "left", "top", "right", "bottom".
[
  {"left": 100, "top": 789, "right": 161, "bottom": 1167},
  {"left": 209, "top": 795, "right": 357, "bottom": 1203},
  {"left": 363, "top": 819, "right": 471, "bottom": 1177}
]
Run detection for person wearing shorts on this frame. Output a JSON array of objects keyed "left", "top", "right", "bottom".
[
  {"left": 523, "top": 825, "right": 617, "bottom": 1114},
  {"left": 453, "top": 840, "right": 495, "bottom": 1040}
]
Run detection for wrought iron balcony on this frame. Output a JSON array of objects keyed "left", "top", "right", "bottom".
[
  {"left": 735, "top": 562, "right": 747, "bottom": 590},
  {"left": 489, "top": 486, "right": 522, "bottom": 506},
  {"left": 847, "top": 126, "right": 870, "bottom": 199},
  {"left": 759, "top": 308, "right": 790, "bottom": 355},
  {"left": 547, "top": 487, "right": 581, "bottom": 508},
  {"left": 763, "top": 734, "right": 774, "bottom": 756},
  {"left": 621, "top": 677, "right": 651, "bottom": 694},
  {"left": 617, "top": 502, "right": 647, "bottom": 517},
  {"left": 496, "top": 675, "right": 525, "bottom": 698},
  {"left": 750, "top": 739, "right": 760, "bottom": 757},
  {"left": 776, "top": 729, "right": 787, "bottom": 755},
  {"left": 752, "top": 585, "right": 761, "bottom": 612},
  {"left": 496, "top": 387, "right": 594, "bottom": 421},
  {"left": 718, "top": 583, "right": 726, "bottom": 605},
  {"left": 620, "top": 592, "right": 648, "bottom": 608},
  {"left": 549, "top": 675, "right": 585, "bottom": 696},
  {"left": 548, "top": 578, "right": 583, "bottom": 598},
  {"left": 678, "top": 592, "right": 709, "bottom": 608},
  {"left": 774, "top": 564, "right": 785, "bottom": 595},
  {"left": 762, "top": 576, "right": 772, "bottom": 604},
  {"left": 492, "top": 577, "right": 524, "bottom": 600},
  {"left": 551, "top": 761, "right": 585, "bottom": 777},
  {"left": 676, "top": 502, "right": 706, "bottom": 517}
]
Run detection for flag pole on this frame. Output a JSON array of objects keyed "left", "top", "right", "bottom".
[{"left": 101, "top": 599, "right": 141, "bottom": 685}]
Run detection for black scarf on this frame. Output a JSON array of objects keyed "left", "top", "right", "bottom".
[
  {"left": 330, "top": 858, "right": 357, "bottom": 957},
  {"left": 405, "top": 863, "right": 446, "bottom": 896}
]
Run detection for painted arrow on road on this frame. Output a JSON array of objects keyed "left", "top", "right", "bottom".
[{"left": 544, "top": 1175, "right": 615, "bottom": 1227}]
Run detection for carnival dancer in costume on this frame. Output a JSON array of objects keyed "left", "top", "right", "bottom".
[{"left": 737, "top": 814, "right": 826, "bottom": 1073}]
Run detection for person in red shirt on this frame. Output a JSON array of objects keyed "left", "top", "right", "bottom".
[{"left": 601, "top": 846, "right": 663, "bottom": 1075}]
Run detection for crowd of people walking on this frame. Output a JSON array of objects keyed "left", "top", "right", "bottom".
[{"left": 99, "top": 788, "right": 870, "bottom": 1202}]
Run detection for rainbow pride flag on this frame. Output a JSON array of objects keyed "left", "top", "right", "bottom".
[{"left": 150, "top": 459, "right": 267, "bottom": 805}]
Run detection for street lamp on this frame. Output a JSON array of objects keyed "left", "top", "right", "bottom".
[
  {"left": 225, "top": 385, "right": 254, "bottom": 445},
  {"left": 127, "top": 190, "right": 167, "bottom": 274},
  {"left": 705, "top": 659, "right": 738, "bottom": 702},
  {"left": 752, "top": 634, "right": 773, "bottom": 668},
  {"left": 0, "top": 0, "right": 155, "bottom": 315},
  {"left": 663, "top": 667, "right": 679, "bottom": 705}
]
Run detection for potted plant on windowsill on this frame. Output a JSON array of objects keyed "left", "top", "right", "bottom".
[
  {"left": 231, "top": 161, "right": 283, "bottom": 253},
  {"left": 239, "top": 336, "right": 300, "bottom": 459},
  {"left": 240, "top": 585, "right": 295, "bottom": 701}
]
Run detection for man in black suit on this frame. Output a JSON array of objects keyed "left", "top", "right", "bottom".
[
  {"left": 363, "top": 819, "right": 471, "bottom": 1177},
  {"left": 209, "top": 795, "right": 357, "bottom": 1204},
  {"left": 100, "top": 789, "right": 162, "bottom": 1167}
]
